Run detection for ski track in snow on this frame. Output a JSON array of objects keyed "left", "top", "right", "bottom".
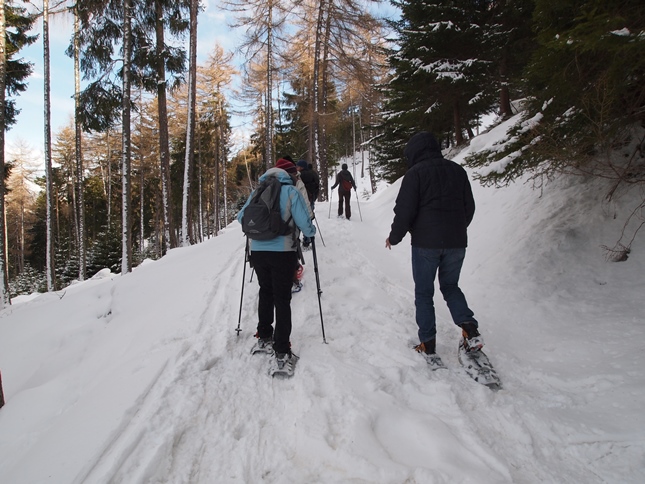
[{"left": 67, "top": 205, "right": 639, "bottom": 483}]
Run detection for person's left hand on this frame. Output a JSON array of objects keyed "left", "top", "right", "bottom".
[{"left": 385, "top": 238, "right": 392, "bottom": 250}]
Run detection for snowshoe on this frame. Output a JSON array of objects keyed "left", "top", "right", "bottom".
[
  {"left": 458, "top": 343, "right": 501, "bottom": 391},
  {"left": 422, "top": 352, "right": 446, "bottom": 370},
  {"left": 269, "top": 351, "right": 299, "bottom": 378}
]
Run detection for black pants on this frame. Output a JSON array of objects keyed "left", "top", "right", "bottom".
[
  {"left": 337, "top": 189, "right": 351, "bottom": 219},
  {"left": 251, "top": 250, "right": 297, "bottom": 354}
]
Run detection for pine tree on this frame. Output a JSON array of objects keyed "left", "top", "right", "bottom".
[
  {"left": 375, "top": 0, "right": 498, "bottom": 182},
  {"left": 465, "top": 0, "right": 645, "bottom": 186},
  {"left": 1, "top": 1, "right": 37, "bottom": 306},
  {"left": 180, "top": 0, "right": 198, "bottom": 246}
]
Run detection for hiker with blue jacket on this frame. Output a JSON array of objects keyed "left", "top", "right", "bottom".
[{"left": 237, "top": 159, "right": 315, "bottom": 373}]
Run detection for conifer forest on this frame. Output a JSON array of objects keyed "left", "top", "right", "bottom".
[{"left": 0, "top": 0, "right": 643, "bottom": 304}]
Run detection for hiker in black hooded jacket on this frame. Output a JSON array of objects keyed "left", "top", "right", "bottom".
[
  {"left": 330, "top": 163, "right": 356, "bottom": 220},
  {"left": 385, "top": 131, "right": 483, "bottom": 365},
  {"left": 387, "top": 133, "right": 475, "bottom": 248}
]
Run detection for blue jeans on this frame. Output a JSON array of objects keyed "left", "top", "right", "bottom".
[{"left": 411, "top": 247, "right": 477, "bottom": 343}]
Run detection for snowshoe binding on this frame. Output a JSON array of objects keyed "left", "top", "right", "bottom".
[
  {"left": 414, "top": 341, "right": 446, "bottom": 371},
  {"left": 269, "top": 351, "right": 299, "bottom": 378},
  {"left": 292, "top": 281, "right": 303, "bottom": 293},
  {"left": 251, "top": 333, "right": 274, "bottom": 355}
]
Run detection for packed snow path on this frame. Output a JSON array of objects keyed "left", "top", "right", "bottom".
[
  {"left": 33, "top": 199, "right": 641, "bottom": 482},
  {"left": 2, "top": 126, "right": 644, "bottom": 482}
]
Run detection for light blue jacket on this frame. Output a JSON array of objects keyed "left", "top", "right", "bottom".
[{"left": 237, "top": 168, "right": 316, "bottom": 252}]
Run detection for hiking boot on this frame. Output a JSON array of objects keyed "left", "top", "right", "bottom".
[
  {"left": 414, "top": 340, "right": 445, "bottom": 369},
  {"left": 460, "top": 322, "right": 484, "bottom": 352},
  {"left": 414, "top": 339, "right": 436, "bottom": 355}
]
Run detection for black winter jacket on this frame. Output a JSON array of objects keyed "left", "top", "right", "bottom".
[
  {"left": 299, "top": 166, "right": 320, "bottom": 202},
  {"left": 388, "top": 132, "right": 475, "bottom": 249}
]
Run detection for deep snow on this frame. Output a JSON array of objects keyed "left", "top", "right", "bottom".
[{"left": 1, "top": 117, "right": 644, "bottom": 483}]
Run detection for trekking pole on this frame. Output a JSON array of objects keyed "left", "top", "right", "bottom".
[
  {"left": 0, "top": 369, "right": 5, "bottom": 409},
  {"left": 236, "top": 238, "right": 250, "bottom": 336},
  {"left": 310, "top": 238, "right": 327, "bottom": 344},
  {"left": 354, "top": 188, "right": 363, "bottom": 221},
  {"left": 314, "top": 218, "right": 326, "bottom": 247}
]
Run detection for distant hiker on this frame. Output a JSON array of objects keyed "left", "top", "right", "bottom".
[
  {"left": 385, "top": 131, "right": 482, "bottom": 368},
  {"left": 296, "top": 160, "right": 320, "bottom": 248},
  {"left": 296, "top": 160, "right": 320, "bottom": 210},
  {"left": 237, "top": 159, "right": 315, "bottom": 372},
  {"left": 277, "top": 158, "right": 313, "bottom": 220},
  {"left": 275, "top": 158, "right": 311, "bottom": 291},
  {"left": 330, "top": 163, "right": 356, "bottom": 220}
]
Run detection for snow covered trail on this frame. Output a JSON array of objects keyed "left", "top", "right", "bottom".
[
  {"left": 84, "top": 217, "right": 512, "bottom": 483},
  {"left": 2, "top": 137, "right": 644, "bottom": 483},
  {"left": 72, "top": 193, "right": 633, "bottom": 483}
]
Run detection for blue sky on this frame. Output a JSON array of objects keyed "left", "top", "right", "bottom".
[
  {"left": 5, "top": 1, "right": 397, "bottom": 160},
  {"left": 5, "top": 0, "right": 242, "bottom": 158}
]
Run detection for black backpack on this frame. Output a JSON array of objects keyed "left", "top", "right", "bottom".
[{"left": 241, "top": 175, "right": 292, "bottom": 240}]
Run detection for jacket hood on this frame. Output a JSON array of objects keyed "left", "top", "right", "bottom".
[
  {"left": 260, "top": 167, "right": 294, "bottom": 185},
  {"left": 404, "top": 131, "right": 442, "bottom": 168}
]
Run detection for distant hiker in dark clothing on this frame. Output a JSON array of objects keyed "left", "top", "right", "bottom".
[
  {"left": 237, "top": 160, "right": 315, "bottom": 370},
  {"left": 296, "top": 160, "right": 320, "bottom": 210},
  {"left": 330, "top": 163, "right": 356, "bottom": 220},
  {"left": 296, "top": 160, "right": 320, "bottom": 248},
  {"left": 385, "top": 131, "right": 483, "bottom": 367}
]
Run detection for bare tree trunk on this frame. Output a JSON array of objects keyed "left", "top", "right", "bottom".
[
  {"left": 453, "top": 101, "right": 464, "bottom": 146},
  {"left": 155, "top": 0, "right": 176, "bottom": 252},
  {"left": 43, "top": 0, "right": 55, "bottom": 290},
  {"left": 319, "top": 5, "right": 332, "bottom": 188},
  {"left": 359, "top": 108, "right": 365, "bottom": 179},
  {"left": 181, "top": 0, "right": 198, "bottom": 246},
  {"left": 351, "top": 95, "right": 357, "bottom": 175},
  {"left": 107, "top": 130, "right": 112, "bottom": 228},
  {"left": 140, "top": 148, "right": 145, "bottom": 252},
  {"left": 0, "top": 0, "right": 8, "bottom": 306},
  {"left": 499, "top": 46, "right": 512, "bottom": 118},
  {"left": 222, "top": 121, "right": 228, "bottom": 227},
  {"left": 121, "top": 0, "right": 133, "bottom": 273},
  {"left": 197, "top": 133, "right": 203, "bottom": 242},
  {"left": 73, "top": 8, "right": 85, "bottom": 280},
  {"left": 265, "top": 0, "right": 274, "bottom": 169},
  {"left": 214, "top": 130, "right": 220, "bottom": 234},
  {"left": 311, "top": 0, "right": 326, "bottom": 195}
]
